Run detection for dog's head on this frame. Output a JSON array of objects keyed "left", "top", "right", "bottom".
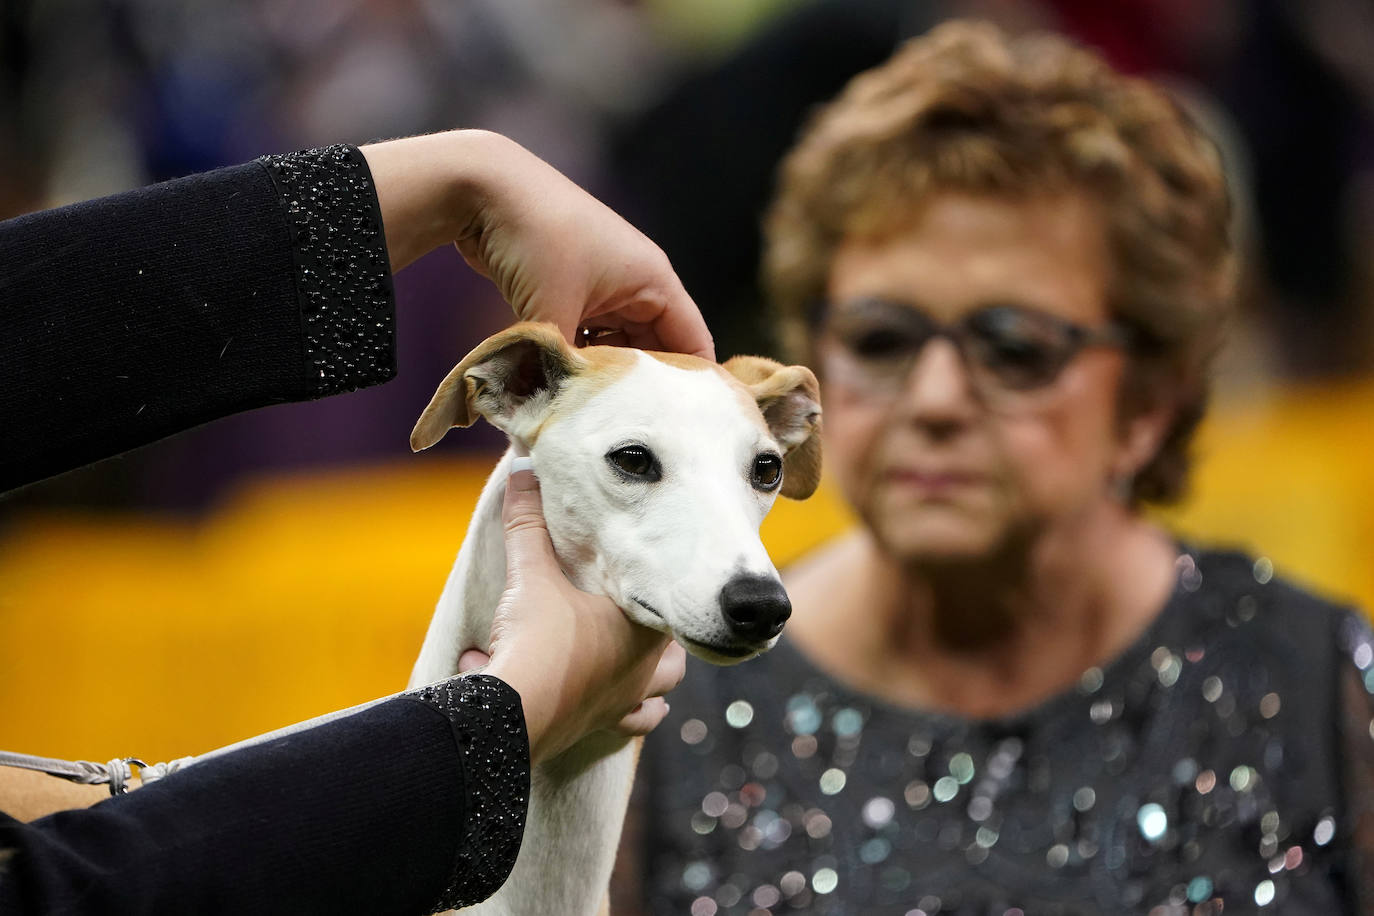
[{"left": 412, "top": 322, "right": 821, "bottom": 664}]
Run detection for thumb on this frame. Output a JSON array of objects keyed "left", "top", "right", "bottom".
[{"left": 502, "top": 467, "right": 559, "bottom": 581}]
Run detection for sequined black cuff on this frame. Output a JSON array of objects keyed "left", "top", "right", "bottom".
[
  {"left": 257, "top": 145, "right": 396, "bottom": 398},
  {"left": 407, "top": 674, "right": 530, "bottom": 912}
]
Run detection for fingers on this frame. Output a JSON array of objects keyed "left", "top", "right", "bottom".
[
  {"left": 501, "top": 467, "right": 558, "bottom": 579},
  {"left": 585, "top": 286, "right": 715, "bottom": 361},
  {"left": 615, "top": 696, "right": 672, "bottom": 736},
  {"left": 649, "top": 641, "right": 687, "bottom": 698},
  {"left": 648, "top": 283, "right": 715, "bottom": 361},
  {"left": 458, "top": 649, "right": 490, "bottom": 673},
  {"left": 611, "top": 641, "right": 685, "bottom": 736}
]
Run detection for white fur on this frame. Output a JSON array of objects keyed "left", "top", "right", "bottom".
[{"left": 409, "top": 353, "right": 791, "bottom": 916}]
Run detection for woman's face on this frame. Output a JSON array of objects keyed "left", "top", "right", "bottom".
[{"left": 820, "top": 192, "right": 1139, "bottom": 564}]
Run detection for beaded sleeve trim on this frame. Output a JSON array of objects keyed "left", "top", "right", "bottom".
[
  {"left": 257, "top": 145, "right": 396, "bottom": 398},
  {"left": 409, "top": 674, "right": 530, "bottom": 912}
]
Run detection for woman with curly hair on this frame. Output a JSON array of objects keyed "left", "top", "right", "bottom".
[{"left": 629, "top": 20, "right": 1372, "bottom": 914}]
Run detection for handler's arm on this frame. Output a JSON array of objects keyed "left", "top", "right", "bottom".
[
  {"left": 1, "top": 130, "right": 710, "bottom": 494},
  {"left": 0, "top": 145, "right": 396, "bottom": 493},
  {"left": 0, "top": 676, "right": 528, "bottom": 916}
]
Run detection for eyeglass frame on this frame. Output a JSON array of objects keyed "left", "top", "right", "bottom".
[{"left": 812, "top": 296, "right": 1139, "bottom": 408}]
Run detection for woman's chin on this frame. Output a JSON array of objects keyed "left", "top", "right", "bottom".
[{"left": 872, "top": 508, "right": 1007, "bottom": 565}]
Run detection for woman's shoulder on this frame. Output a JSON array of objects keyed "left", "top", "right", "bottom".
[
  {"left": 1188, "top": 545, "right": 1357, "bottom": 612},
  {"left": 1182, "top": 544, "right": 1365, "bottom": 660}
]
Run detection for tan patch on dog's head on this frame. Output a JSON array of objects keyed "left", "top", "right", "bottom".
[
  {"left": 644, "top": 350, "right": 717, "bottom": 373},
  {"left": 532, "top": 346, "right": 725, "bottom": 437},
  {"left": 412, "top": 328, "right": 822, "bottom": 496}
]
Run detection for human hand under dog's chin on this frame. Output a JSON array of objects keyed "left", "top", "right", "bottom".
[
  {"left": 462, "top": 646, "right": 675, "bottom": 740},
  {"left": 479, "top": 467, "right": 686, "bottom": 765}
]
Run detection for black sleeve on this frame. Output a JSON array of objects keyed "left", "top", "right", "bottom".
[
  {"left": 0, "top": 144, "right": 396, "bottom": 493},
  {"left": 0, "top": 674, "right": 530, "bottom": 915}
]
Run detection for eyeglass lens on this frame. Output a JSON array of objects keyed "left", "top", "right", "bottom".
[{"left": 822, "top": 298, "right": 1099, "bottom": 399}]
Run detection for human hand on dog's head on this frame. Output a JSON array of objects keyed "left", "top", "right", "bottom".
[
  {"left": 480, "top": 465, "right": 687, "bottom": 764},
  {"left": 360, "top": 130, "right": 714, "bottom": 361}
]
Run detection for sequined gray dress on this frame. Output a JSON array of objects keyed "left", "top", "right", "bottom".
[{"left": 630, "top": 549, "right": 1374, "bottom": 914}]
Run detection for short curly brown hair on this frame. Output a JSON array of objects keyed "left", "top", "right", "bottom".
[{"left": 763, "top": 19, "right": 1235, "bottom": 506}]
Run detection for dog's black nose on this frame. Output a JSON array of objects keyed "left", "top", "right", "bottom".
[{"left": 720, "top": 574, "right": 791, "bottom": 642}]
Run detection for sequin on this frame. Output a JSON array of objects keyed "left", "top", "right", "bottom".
[
  {"left": 1259, "top": 692, "right": 1281, "bottom": 718},
  {"left": 1254, "top": 879, "right": 1276, "bottom": 906},
  {"left": 683, "top": 862, "right": 712, "bottom": 891},
  {"left": 1137, "top": 803, "right": 1168, "bottom": 841},
  {"left": 861, "top": 836, "right": 892, "bottom": 863},
  {"left": 812, "top": 867, "right": 838, "bottom": 894},
  {"left": 752, "top": 884, "right": 781, "bottom": 908},
  {"left": 1187, "top": 877, "right": 1214, "bottom": 902},
  {"left": 819, "top": 768, "right": 846, "bottom": 795},
  {"left": 948, "top": 752, "right": 975, "bottom": 784},
  {"left": 725, "top": 700, "right": 754, "bottom": 728},
  {"left": 1079, "top": 666, "right": 1105, "bottom": 693},
  {"left": 863, "top": 795, "right": 896, "bottom": 828},
  {"left": 1202, "top": 676, "right": 1224, "bottom": 702},
  {"left": 786, "top": 695, "right": 822, "bottom": 735},
  {"left": 833, "top": 706, "right": 864, "bottom": 736},
  {"left": 804, "top": 809, "right": 832, "bottom": 838}
]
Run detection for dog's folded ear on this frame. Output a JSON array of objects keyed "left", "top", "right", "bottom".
[
  {"left": 723, "top": 356, "right": 823, "bottom": 500},
  {"left": 411, "top": 322, "right": 584, "bottom": 451}
]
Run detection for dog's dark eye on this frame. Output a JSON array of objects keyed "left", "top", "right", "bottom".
[
  {"left": 752, "top": 453, "right": 783, "bottom": 491},
  {"left": 607, "top": 445, "right": 661, "bottom": 481}
]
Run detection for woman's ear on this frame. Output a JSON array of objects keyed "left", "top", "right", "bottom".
[
  {"left": 411, "top": 322, "right": 583, "bottom": 451},
  {"left": 723, "top": 355, "right": 823, "bottom": 499},
  {"left": 1112, "top": 395, "right": 1176, "bottom": 497}
]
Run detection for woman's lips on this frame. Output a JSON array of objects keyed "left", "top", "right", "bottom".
[{"left": 884, "top": 468, "right": 985, "bottom": 495}]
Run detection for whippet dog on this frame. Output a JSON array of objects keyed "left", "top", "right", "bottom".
[{"left": 407, "top": 322, "right": 821, "bottom": 916}]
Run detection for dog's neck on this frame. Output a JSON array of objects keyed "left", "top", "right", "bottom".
[{"left": 409, "top": 446, "right": 634, "bottom": 916}]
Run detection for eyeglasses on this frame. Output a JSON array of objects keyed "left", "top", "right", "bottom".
[{"left": 819, "top": 297, "right": 1131, "bottom": 407}]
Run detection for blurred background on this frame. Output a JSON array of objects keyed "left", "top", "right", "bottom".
[{"left": 2, "top": 0, "right": 1373, "bottom": 763}]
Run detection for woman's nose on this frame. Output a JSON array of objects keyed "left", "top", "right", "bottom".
[{"left": 895, "top": 337, "right": 980, "bottom": 428}]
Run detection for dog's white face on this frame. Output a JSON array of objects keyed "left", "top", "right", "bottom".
[
  {"left": 532, "top": 354, "right": 795, "bottom": 662},
  {"left": 412, "top": 323, "right": 822, "bottom": 665}
]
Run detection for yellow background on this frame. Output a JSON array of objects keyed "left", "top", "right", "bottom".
[{"left": 2, "top": 378, "right": 1372, "bottom": 765}]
